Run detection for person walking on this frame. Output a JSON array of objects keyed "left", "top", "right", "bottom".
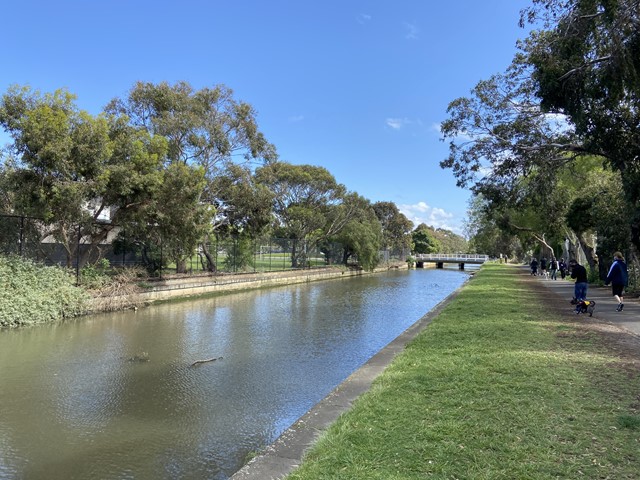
[
  {"left": 549, "top": 257, "right": 558, "bottom": 280},
  {"left": 605, "top": 251, "right": 628, "bottom": 311},
  {"left": 569, "top": 259, "right": 588, "bottom": 302},
  {"left": 559, "top": 258, "right": 568, "bottom": 279},
  {"left": 530, "top": 257, "right": 539, "bottom": 276}
]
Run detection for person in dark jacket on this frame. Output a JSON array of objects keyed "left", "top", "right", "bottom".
[
  {"left": 605, "top": 251, "right": 628, "bottom": 311},
  {"left": 569, "top": 259, "right": 588, "bottom": 301},
  {"left": 530, "top": 257, "right": 538, "bottom": 276},
  {"left": 559, "top": 258, "right": 568, "bottom": 279}
]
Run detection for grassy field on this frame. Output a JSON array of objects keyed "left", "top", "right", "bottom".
[
  {"left": 286, "top": 263, "right": 640, "bottom": 479},
  {"left": 162, "top": 252, "right": 327, "bottom": 274}
]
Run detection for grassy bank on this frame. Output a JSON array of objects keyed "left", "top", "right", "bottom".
[{"left": 287, "top": 263, "right": 640, "bottom": 479}]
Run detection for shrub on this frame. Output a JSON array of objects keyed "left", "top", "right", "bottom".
[
  {"left": 0, "top": 255, "right": 89, "bottom": 327},
  {"left": 79, "top": 258, "right": 111, "bottom": 289}
]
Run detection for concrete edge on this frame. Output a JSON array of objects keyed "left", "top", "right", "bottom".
[{"left": 229, "top": 277, "right": 470, "bottom": 480}]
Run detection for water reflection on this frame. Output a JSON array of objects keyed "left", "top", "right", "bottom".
[{"left": 0, "top": 268, "right": 468, "bottom": 479}]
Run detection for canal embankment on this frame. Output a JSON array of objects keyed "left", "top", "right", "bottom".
[{"left": 90, "top": 263, "right": 409, "bottom": 311}]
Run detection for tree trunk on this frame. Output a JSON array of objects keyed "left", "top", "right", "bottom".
[
  {"left": 576, "top": 232, "right": 598, "bottom": 271},
  {"left": 200, "top": 236, "right": 217, "bottom": 272},
  {"left": 176, "top": 257, "right": 188, "bottom": 274},
  {"left": 291, "top": 239, "right": 298, "bottom": 268}
]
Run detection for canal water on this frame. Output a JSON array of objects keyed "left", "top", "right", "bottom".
[{"left": 0, "top": 268, "right": 469, "bottom": 480}]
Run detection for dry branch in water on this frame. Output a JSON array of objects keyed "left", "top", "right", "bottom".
[{"left": 191, "top": 356, "right": 224, "bottom": 366}]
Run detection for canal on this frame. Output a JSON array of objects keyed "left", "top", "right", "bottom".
[{"left": 0, "top": 268, "right": 469, "bottom": 479}]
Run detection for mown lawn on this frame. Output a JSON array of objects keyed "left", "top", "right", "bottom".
[{"left": 286, "top": 263, "right": 640, "bottom": 479}]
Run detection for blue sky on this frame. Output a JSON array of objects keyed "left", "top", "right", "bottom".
[{"left": 1, "top": 1, "right": 532, "bottom": 235}]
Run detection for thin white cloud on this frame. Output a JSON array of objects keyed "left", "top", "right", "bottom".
[
  {"left": 288, "top": 115, "right": 305, "bottom": 123},
  {"left": 357, "top": 13, "right": 372, "bottom": 24},
  {"left": 399, "top": 201, "right": 463, "bottom": 234},
  {"left": 404, "top": 22, "right": 419, "bottom": 40},
  {"left": 386, "top": 117, "right": 411, "bottom": 130}
]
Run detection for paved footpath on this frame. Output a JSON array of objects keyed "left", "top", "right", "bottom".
[{"left": 531, "top": 268, "right": 640, "bottom": 337}]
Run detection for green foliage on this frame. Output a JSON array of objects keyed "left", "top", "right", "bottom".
[
  {"left": 441, "top": 0, "right": 640, "bottom": 261},
  {"left": 256, "top": 162, "right": 348, "bottom": 267},
  {"left": 411, "top": 223, "right": 441, "bottom": 254},
  {"left": 372, "top": 201, "right": 413, "bottom": 252},
  {"left": 79, "top": 258, "right": 111, "bottom": 289},
  {"left": 0, "top": 255, "right": 88, "bottom": 327},
  {"left": 223, "top": 236, "right": 255, "bottom": 271},
  {"left": 429, "top": 226, "right": 467, "bottom": 253},
  {"left": 332, "top": 194, "right": 382, "bottom": 271}
]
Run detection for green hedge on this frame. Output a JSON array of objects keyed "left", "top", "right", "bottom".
[{"left": 0, "top": 255, "right": 89, "bottom": 327}]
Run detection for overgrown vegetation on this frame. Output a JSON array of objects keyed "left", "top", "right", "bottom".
[
  {"left": 0, "top": 255, "right": 88, "bottom": 327},
  {"left": 82, "top": 262, "right": 146, "bottom": 312},
  {"left": 287, "top": 264, "right": 640, "bottom": 479}
]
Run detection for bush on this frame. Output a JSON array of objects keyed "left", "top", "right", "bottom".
[
  {"left": 0, "top": 255, "right": 89, "bottom": 327},
  {"left": 79, "top": 258, "right": 111, "bottom": 289}
]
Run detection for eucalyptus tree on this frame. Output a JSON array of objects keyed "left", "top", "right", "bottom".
[
  {"left": 430, "top": 227, "right": 468, "bottom": 254},
  {"left": 203, "top": 164, "right": 274, "bottom": 271},
  {"left": 465, "top": 195, "right": 524, "bottom": 259},
  {"left": 521, "top": 0, "right": 640, "bottom": 251},
  {"left": 255, "top": 162, "right": 346, "bottom": 268},
  {"left": 331, "top": 193, "right": 382, "bottom": 271},
  {"left": 0, "top": 86, "right": 168, "bottom": 268},
  {"left": 440, "top": 0, "right": 640, "bottom": 263},
  {"left": 105, "top": 81, "right": 278, "bottom": 270},
  {"left": 372, "top": 201, "right": 413, "bottom": 255}
]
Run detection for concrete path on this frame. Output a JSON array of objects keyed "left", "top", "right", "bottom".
[{"left": 532, "top": 269, "right": 640, "bottom": 337}]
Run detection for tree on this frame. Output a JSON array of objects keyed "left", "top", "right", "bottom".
[
  {"left": 105, "top": 81, "right": 278, "bottom": 170},
  {"left": 372, "top": 201, "right": 413, "bottom": 254},
  {"left": 205, "top": 163, "right": 275, "bottom": 272},
  {"left": 465, "top": 194, "right": 524, "bottom": 259},
  {"left": 429, "top": 227, "right": 468, "bottom": 254},
  {"left": 440, "top": 1, "right": 640, "bottom": 265},
  {"left": 106, "top": 81, "right": 278, "bottom": 271},
  {"left": 255, "top": 162, "right": 346, "bottom": 268},
  {"left": 333, "top": 194, "right": 382, "bottom": 271},
  {"left": 0, "top": 86, "right": 167, "bottom": 268},
  {"left": 521, "top": 0, "right": 640, "bottom": 249},
  {"left": 209, "top": 164, "right": 274, "bottom": 237},
  {"left": 412, "top": 223, "right": 441, "bottom": 254}
]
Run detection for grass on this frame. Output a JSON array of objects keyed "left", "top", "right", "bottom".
[
  {"left": 286, "top": 263, "right": 640, "bottom": 479},
  {"left": 161, "top": 252, "right": 327, "bottom": 274}
]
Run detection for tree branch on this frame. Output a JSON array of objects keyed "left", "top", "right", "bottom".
[{"left": 558, "top": 56, "right": 612, "bottom": 81}]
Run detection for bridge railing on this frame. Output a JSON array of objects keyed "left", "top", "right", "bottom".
[{"left": 414, "top": 254, "right": 489, "bottom": 262}]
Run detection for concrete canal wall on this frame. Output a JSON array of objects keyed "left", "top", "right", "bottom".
[{"left": 135, "top": 264, "right": 405, "bottom": 303}]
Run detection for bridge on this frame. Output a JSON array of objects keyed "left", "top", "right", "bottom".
[{"left": 413, "top": 253, "right": 489, "bottom": 270}]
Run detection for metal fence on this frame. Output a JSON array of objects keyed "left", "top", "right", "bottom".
[{"left": 0, "top": 213, "right": 409, "bottom": 283}]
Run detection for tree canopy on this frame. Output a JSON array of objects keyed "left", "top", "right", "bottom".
[
  {"left": 0, "top": 80, "right": 465, "bottom": 274},
  {"left": 440, "top": 0, "right": 640, "bottom": 273}
]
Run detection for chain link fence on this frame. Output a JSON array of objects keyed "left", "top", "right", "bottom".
[{"left": 0, "top": 213, "right": 409, "bottom": 284}]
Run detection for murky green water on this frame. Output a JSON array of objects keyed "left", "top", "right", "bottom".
[{"left": 0, "top": 268, "right": 468, "bottom": 479}]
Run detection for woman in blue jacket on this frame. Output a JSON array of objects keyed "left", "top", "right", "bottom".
[{"left": 605, "top": 252, "right": 628, "bottom": 311}]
